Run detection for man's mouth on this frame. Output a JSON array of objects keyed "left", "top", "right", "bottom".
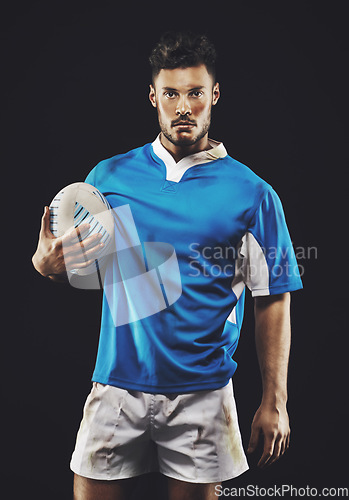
[{"left": 173, "top": 121, "right": 196, "bottom": 128}]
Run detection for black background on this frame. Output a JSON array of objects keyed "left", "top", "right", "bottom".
[{"left": 3, "top": 1, "right": 348, "bottom": 498}]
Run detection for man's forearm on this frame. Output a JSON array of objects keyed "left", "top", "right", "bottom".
[{"left": 254, "top": 293, "right": 291, "bottom": 407}]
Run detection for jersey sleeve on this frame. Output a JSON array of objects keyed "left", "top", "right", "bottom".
[{"left": 239, "top": 187, "right": 303, "bottom": 296}]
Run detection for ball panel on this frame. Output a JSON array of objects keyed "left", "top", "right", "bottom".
[{"left": 49, "top": 183, "right": 81, "bottom": 237}]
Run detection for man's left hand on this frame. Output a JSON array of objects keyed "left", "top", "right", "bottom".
[{"left": 247, "top": 403, "right": 290, "bottom": 468}]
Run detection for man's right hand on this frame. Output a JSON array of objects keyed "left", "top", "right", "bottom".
[{"left": 32, "top": 206, "right": 104, "bottom": 282}]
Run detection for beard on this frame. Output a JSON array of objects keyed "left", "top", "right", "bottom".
[{"left": 159, "top": 113, "right": 212, "bottom": 147}]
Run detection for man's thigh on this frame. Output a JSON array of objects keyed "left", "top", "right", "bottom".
[
  {"left": 167, "top": 477, "right": 221, "bottom": 500},
  {"left": 74, "top": 474, "right": 219, "bottom": 500},
  {"left": 73, "top": 473, "right": 136, "bottom": 500}
]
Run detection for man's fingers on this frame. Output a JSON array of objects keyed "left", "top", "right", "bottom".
[
  {"left": 40, "top": 206, "right": 54, "bottom": 238},
  {"left": 67, "top": 257, "right": 99, "bottom": 271},
  {"left": 247, "top": 424, "right": 261, "bottom": 454},
  {"left": 266, "top": 435, "right": 284, "bottom": 467},
  {"left": 277, "top": 430, "right": 290, "bottom": 459},
  {"left": 63, "top": 224, "right": 91, "bottom": 245},
  {"left": 71, "top": 240, "right": 105, "bottom": 262},
  {"left": 80, "top": 233, "right": 104, "bottom": 252},
  {"left": 64, "top": 232, "right": 104, "bottom": 256},
  {"left": 56, "top": 225, "right": 106, "bottom": 273},
  {"left": 63, "top": 232, "right": 105, "bottom": 271},
  {"left": 280, "top": 432, "right": 289, "bottom": 456},
  {"left": 257, "top": 434, "right": 275, "bottom": 468},
  {"left": 65, "top": 246, "right": 105, "bottom": 271}
]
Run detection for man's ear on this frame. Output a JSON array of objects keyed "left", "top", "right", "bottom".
[
  {"left": 212, "top": 82, "right": 220, "bottom": 106},
  {"left": 149, "top": 84, "right": 157, "bottom": 108}
]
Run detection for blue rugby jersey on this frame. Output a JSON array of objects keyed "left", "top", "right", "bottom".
[{"left": 84, "top": 137, "right": 302, "bottom": 393}]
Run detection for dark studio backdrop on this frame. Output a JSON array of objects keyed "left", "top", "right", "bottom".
[{"left": 3, "top": 1, "right": 348, "bottom": 498}]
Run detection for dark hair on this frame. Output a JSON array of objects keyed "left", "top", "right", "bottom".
[{"left": 149, "top": 31, "right": 217, "bottom": 82}]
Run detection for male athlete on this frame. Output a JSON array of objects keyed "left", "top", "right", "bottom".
[{"left": 32, "top": 32, "right": 303, "bottom": 500}]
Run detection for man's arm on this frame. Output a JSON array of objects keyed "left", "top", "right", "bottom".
[
  {"left": 247, "top": 292, "right": 291, "bottom": 468},
  {"left": 32, "top": 206, "right": 103, "bottom": 282}
]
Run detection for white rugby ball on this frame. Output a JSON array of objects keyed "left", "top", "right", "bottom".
[{"left": 49, "top": 182, "right": 115, "bottom": 276}]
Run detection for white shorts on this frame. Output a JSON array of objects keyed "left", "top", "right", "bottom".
[{"left": 70, "top": 380, "right": 249, "bottom": 483}]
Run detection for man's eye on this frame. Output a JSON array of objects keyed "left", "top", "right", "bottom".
[
  {"left": 190, "top": 91, "right": 203, "bottom": 97},
  {"left": 164, "top": 91, "right": 176, "bottom": 98}
]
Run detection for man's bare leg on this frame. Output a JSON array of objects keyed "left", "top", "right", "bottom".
[
  {"left": 167, "top": 477, "right": 220, "bottom": 500},
  {"left": 73, "top": 474, "right": 136, "bottom": 500}
]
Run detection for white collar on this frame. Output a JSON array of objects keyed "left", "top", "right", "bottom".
[{"left": 151, "top": 134, "right": 227, "bottom": 183}]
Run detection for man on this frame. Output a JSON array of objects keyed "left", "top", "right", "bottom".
[{"left": 32, "top": 32, "right": 302, "bottom": 500}]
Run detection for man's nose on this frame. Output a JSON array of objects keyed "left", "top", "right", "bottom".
[{"left": 176, "top": 95, "right": 191, "bottom": 116}]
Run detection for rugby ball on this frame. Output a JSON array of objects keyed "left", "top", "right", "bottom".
[{"left": 49, "top": 182, "right": 115, "bottom": 276}]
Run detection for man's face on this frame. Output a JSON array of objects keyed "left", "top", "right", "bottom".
[{"left": 149, "top": 64, "right": 220, "bottom": 148}]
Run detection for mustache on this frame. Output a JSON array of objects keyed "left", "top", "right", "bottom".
[{"left": 171, "top": 117, "right": 196, "bottom": 126}]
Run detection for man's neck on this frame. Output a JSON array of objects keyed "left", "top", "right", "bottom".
[{"left": 159, "top": 132, "right": 211, "bottom": 163}]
